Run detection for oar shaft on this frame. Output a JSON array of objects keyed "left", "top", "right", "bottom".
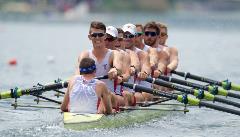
[
  {"left": 31, "top": 94, "right": 62, "bottom": 104},
  {"left": 159, "top": 75, "right": 240, "bottom": 99},
  {"left": 199, "top": 101, "right": 240, "bottom": 116},
  {"left": 172, "top": 70, "right": 240, "bottom": 91},
  {"left": 146, "top": 78, "right": 240, "bottom": 108},
  {"left": 122, "top": 82, "right": 240, "bottom": 116},
  {"left": 213, "top": 96, "right": 240, "bottom": 108},
  {"left": 159, "top": 75, "right": 208, "bottom": 90},
  {"left": 122, "top": 82, "right": 178, "bottom": 100},
  {"left": 171, "top": 70, "right": 222, "bottom": 86},
  {"left": 0, "top": 82, "right": 68, "bottom": 99}
]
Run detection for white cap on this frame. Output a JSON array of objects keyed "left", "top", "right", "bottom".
[
  {"left": 122, "top": 23, "right": 137, "bottom": 35},
  {"left": 106, "top": 26, "right": 118, "bottom": 38}
]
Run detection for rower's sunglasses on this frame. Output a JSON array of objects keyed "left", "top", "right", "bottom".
[
  {"left": 105, "top": 37, "right": 116, "bottom": 42},
  {"left": 91, "top": 33, "right": 105, "bottom": 38},
  {"left": 136, "top": 32, "right": 143, "bottom": 37},
  {"left": 123, "top": 34, "right": 135, "bottom": 39},
  {"left": 144, "top": 31, "right": 158, "bottom": 37}
]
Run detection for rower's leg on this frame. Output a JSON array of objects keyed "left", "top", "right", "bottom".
[
  {"left": 122, "top": 90, "right": 133, "bottom": 106},
  {"left": 142, "top": 92, "right": 154, "bottom": 101},
  {"left": 134, "top": 92, "right": 145, "bottom": 102}
]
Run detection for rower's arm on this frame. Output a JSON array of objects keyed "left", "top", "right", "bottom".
[
  {"left": 148, "top": 48, "right": 159, "bottom": 69},
  {"left": 112, "top": 50, "right": 123, "bottom": 71},
  {"left": 61, "top": 77, "right": 74, "bottom": 112},
  {"left": 157, "top": 51, "right": 168, "bottom": 74},
  {"left": 97, "top": 82, "right": 112, "bottom": 115},
  {"left": 121, "top": 53, "right": 131, "bottom": 82},
  {"left": 75, "top": 51, "right": 89, "bottom": 75},
  {"left": 140, "top": 52, "right": 151, "bottom": 75},
  {"left": 108, "top": 51, "right": 123, "bottom": 80},
  {"left": 129, "top": 50, "right": 140, "bottom": 72},
  {"left": 167, "top": 47, "right": 179, "bottom": 71}
]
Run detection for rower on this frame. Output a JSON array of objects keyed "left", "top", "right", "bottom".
[
  {"left": 156, "top": 22, "right": 179, "bottom": 92},
  {"left": 105, "top": 26, "right": 134, "bottom": 106},
  {"left": 61, "top": 57, "right": 112, "bottom": 114},
  {"left": 122, "top": 23, "right": 153, "bottom": 102},
  {"left": 135, "top": 24, "right": 150, "bottom": 51},
  {"left": 157, "top": 22, "right": 179, "bottom": 75},
  {"left": 76, "top": 21, "right": 124, "bottom": 110},
  {"left": 142, "top": 21, "right": 169, "bottom": 93}
]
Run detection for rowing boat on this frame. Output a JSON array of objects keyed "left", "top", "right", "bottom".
[
  {"left": 63, "top": 97, "right": 185, "bottom": 131},
  {"left": 1, "top": 72, "right": 240, "bottom": 131}
]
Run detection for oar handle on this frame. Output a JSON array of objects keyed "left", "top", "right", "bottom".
[{"left": 95, "top": 75, "right": 108, "bottom": 80}]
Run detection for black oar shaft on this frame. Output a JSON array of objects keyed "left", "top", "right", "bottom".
[
  {"left": 0, "top": 82, "right": 68, "bottom": 99},
  {"left": 122, "top": 82, "right": 240, "bottom": 116},
  {"left": 31, "top": 94, "right": 62, "bottom": 104},
  {"left": 122, "top": 82, "right": 178, "bottom": 100},
  {"left": 159, "top": 75, "right": 240, "bottom": 99},
  {"left": 21, "top": 82, "right": 68, "bottom": 96},
  {"left": 37, "top": 83, "right": 65, "bottom": 94},
  {"left": 199, "top": 101, "right": 240, "bottom": 116},
  {"left": 159, "top": 75, "right": 208, "bottom": 90},
  {"left": 171, "top": 70, "right": 222, "bottom": 86},
  {"left": 146, "top": 78, "right": 240, "bottom": 108}
]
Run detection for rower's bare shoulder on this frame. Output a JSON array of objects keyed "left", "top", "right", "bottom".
[
  {"left": 169, "top": 46, "right": 179, "bottom": 54},
  {"left": 78, "top": 51, "right": 90, "bottom": 62},
  {"left": 78, "top": 51, "right": 90, "bottom": 58},
  {"left": 96, "top": 81, "right": 108, "bottom": 91}
]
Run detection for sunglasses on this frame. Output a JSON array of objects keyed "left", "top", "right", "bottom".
[
  {"left": 123, "top": 34, "right": 135, "bottom": 39},
  {"left": 161, "top": 33, "right": 167, "bottom": 37},
  {"left": 105, "top": 37, "right": 116, "bottom": 42},
  {"left": 144, "top": 31, "right": 158, "bottom": 37},
  {"left": 91, "top": 33, "right": 105, "bottom": 38},
  {"left": 136, "top": 32, "right": 143, "bottom": 37}
]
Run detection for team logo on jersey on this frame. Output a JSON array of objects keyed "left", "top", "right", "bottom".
[{"left": 103, "top": 64, "right": 107, "bottom": 70}]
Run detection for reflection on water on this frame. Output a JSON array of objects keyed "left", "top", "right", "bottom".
[{"left": 0, "top": 12, "right": 240, "bottom": 137}]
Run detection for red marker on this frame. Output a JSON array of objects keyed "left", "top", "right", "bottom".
[{"left": 8, "top": 58, "right": 17, "bottom": 65}]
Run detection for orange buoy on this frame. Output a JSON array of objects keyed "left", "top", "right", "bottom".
[{"left": 8, "top": 58, "right": 17, "bottom": 65}]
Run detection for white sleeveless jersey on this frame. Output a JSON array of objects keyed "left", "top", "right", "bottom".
[
  {"left": 69, "top": 76, "right": 99, "bottom": 113},
  {"left": 89, "top": 49, "right": 122, "bottom": 95}
]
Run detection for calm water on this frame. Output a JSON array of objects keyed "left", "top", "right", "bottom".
[{"left": 1, "top": 12, "right": 240, "bottom": 137}]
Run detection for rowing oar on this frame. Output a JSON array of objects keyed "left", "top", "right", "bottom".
[
  {"left": 158, "top": 75, "right": 240, "bottom": 99},
  {"left": 0, "top": 81, "right": 68, "bottom": 100},
  {"left": 121, "top": 82, "right": 240, "bottom": 116},
  {"left": 0, "top": 75, "right": 109, "bottom": 99},
  {"left": 144, "top": 77, "right": 240, "bottom": 108},
  {"left": 171, "top": 70, "right": 240, "bottom": 91}
]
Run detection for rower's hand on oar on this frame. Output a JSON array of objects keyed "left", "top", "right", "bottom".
[
  {"left": 108, "top": 68, "right": 118, "bottom": 80},
  {"left": 166, "top": 67, "right": 172, "bottom": 75},
  {"left": 129, "top": 66, "right": 136, "bottom": 76},
  {"left": 116, "top": 76, "right": 123, "bottom": 84},
  {"left": 153, "top": 69, "right": 162, "bottom": 78},
  {"left": 138, "top": 71, "right": 148, "bottom": 80}
]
